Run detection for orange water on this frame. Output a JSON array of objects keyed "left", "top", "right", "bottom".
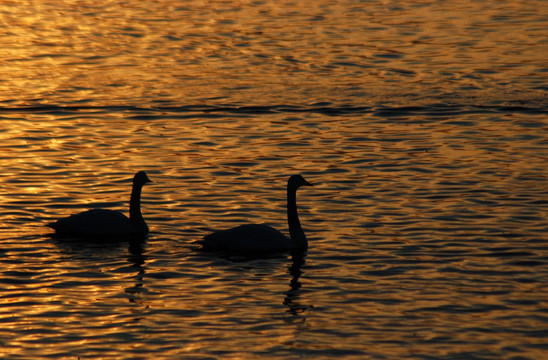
[
  {"left": 0, "top": 1, "right": 547, "bottom": 359},
  {"left": 1, "top": 0, "right": 546, "bottom": 107}
]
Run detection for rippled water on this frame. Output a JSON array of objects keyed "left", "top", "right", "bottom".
[{"left": 1, "top": 1, "right": 547, "bottom": 359}]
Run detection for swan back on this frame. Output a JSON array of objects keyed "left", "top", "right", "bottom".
[
  {"left": 201, "top": 224, "right": 292, "bottom": 254},
  {"left": 50, "top": 209, "right": 142, "bottom": 236}
]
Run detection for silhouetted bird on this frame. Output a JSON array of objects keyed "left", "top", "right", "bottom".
[
  {"left": 200, "top": 174, "right": 313, "bottom": 254},
  {"left": 48, "top": 171, "right": 152, "bottom": 237}
]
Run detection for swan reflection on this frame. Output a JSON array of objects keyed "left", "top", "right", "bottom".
[
  {"left": 125, "top": 239, "right": 147, "bottom": 304},
  {"left": 51, "top": 235, "right": 148, "bottom": 305},
  {"left": 284, "top": 251, "right": 312, "bottom": 318}
]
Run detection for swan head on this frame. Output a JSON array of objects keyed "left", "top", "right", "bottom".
[
  {"left": 133, "top": 171, "right": 152, "bottom": 186},
  {"left": 289, "top": 174, "right": 312, "bottom": 189}
]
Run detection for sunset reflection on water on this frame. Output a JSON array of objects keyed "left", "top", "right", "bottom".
[
  {"left": 0, "top": 0, "right": 547, "bottom": 359},
  {"left": 1, "top": 0, "right": 546, "bottom": 106}
]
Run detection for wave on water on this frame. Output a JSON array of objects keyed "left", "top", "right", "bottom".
[{"left": 1, "top": 101, "right": 547, "bottom": 118}]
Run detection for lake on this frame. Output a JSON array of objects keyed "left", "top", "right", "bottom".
[{"left": 0, "top": 0, "right": 547, "bottom": 359}]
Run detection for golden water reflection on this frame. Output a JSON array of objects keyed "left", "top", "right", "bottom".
[
  {"left": 0, "top": 0, "right": 546, "bottom": 106},
  {"left": 0, "top": 0, "right": 547, "bottom": 358},
  {"left": 0, "top": 105, "right": 546, "bottom": 358}
]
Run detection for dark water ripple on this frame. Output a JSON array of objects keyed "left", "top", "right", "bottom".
[{"left": 1, "top": 102, "right": 547, "bottom": 118}]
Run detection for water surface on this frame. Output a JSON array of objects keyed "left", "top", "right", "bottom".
[{"left": 0, "top": 1, "right": 547, "bottom": 359}]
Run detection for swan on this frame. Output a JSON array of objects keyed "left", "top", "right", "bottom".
[
  {"left": 200, "top": 174, "right": 313, "bottom": 254},
  {"left": 48, "top": 171, "right": 152, "bottom": 237}
]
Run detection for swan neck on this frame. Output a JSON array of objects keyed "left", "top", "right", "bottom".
[
  {"left": 129, "top": 182, "right": 144, "bottom": 223},
  {"left": 287, "top": 185, "right": 306, "bottom": 247}
]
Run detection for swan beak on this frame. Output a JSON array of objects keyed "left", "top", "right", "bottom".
[
  {"left": 145, "top": 176, "right": 153, "bottom": 183},
  {"left": 304, "top": 179, "right": 313, "bottom": 187}
]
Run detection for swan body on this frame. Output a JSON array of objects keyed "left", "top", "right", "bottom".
[
  {"left": 48, "top": 171, "right": 152, "bottom": 237},
  {"left": 200, "top": 174, "right": 312, "bottom": 254}
]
